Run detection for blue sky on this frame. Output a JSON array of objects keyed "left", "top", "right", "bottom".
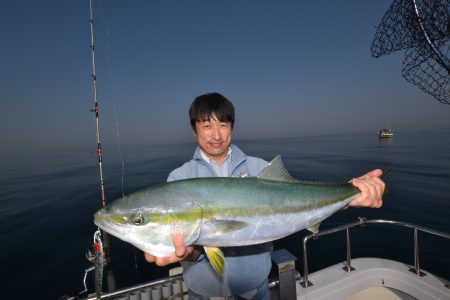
[{"left": 0, "top": 0, "right": 448, "bottom": 154}]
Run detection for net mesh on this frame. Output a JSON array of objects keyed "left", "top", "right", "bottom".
[{"left": 370, "top": 0, "right": 450, "bottom": 104}]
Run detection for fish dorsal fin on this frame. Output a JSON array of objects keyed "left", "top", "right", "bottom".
[{"left": 258, "top": 155, "right": 299, "bottom": 183}]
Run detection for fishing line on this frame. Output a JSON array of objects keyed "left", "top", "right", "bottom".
[
  {"left": 98, "top": 0, "right": 126, "bottom": 199},
  {"left": 98, "top": 0, "right": 141, "bottom": 282},
  {"left": 381, "top": 160, "right": 402, "bottom": 179}
]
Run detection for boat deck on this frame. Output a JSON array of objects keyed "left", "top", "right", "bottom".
[{"left": 296, "top": 258, "right": 449, "bottom": 300}]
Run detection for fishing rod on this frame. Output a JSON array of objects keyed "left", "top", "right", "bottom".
[{"left": 88, "top": 0, "right": 116, "bottom": 293}]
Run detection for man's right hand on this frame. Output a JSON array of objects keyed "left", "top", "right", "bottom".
[{"left": 144, "top": 232, "right": 202, "bottom": 266}]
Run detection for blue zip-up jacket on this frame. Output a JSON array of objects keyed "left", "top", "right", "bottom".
[{"left": 167, "top": 144, "right": 273, "bottom": 297}]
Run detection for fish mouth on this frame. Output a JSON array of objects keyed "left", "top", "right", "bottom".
[
  {"left": 93, "top": 214, "right": 113, "bottom": 234},
  {"left": 93, "top": 209, "right": 128, "bottom": 237},
  {"left": 93, "top": 209, "right": 110, "bottom": 227},
  {"left": 94, "top": 210, "right": 105, "bottom": 222}
]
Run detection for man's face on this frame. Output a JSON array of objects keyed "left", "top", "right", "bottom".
[{"left": 194, "top": 114, "right": 232, "bottom": 164}]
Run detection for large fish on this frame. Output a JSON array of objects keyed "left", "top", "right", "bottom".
[{"left": 94, "top": 155, "right": 360, "bottom": 274}]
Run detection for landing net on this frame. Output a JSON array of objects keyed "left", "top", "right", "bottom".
[{"left": 370, "top": 0, "right": 450, "bottom": 105}]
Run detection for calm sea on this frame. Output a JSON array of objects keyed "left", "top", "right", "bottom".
[{"left": 1, "top": 128, "right": 450, "bottom": 299}]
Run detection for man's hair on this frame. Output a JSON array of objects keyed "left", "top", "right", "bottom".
[{"left": 189, "top": 92, "right": 235, "bottom": 131}]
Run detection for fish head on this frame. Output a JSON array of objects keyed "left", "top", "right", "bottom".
[{"left": 94, "top": 191, "right": 203, "bottom": 257}]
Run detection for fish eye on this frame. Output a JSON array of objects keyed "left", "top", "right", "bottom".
[{"left": 131, "top": 214, "right": 145, "bottom": 225}]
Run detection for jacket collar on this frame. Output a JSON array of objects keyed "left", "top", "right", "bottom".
[{"left": 193, "top": 144, "right": 247, "bottom": 170}]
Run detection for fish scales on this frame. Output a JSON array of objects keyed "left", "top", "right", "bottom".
[
  {"left": 169, "top": 177, "right": 354, "bottom": 213},
  {"left": 168, "top": 177, "right": 358, "bottom": 246}
]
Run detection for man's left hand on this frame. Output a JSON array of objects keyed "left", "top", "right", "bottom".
[{"left": 349, "top": 169, "right": 385, "bottom": 208}]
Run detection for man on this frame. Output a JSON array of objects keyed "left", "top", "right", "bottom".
[{"left": 145, "top": 92, "right": 385, "bottom": 299}]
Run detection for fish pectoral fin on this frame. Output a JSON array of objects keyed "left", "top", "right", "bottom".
[
  {"left": 204, "top": 246, "right": 225, "bottom": 275},
  {"left": 209, "top": 220, "right": 248, "bottom": 234},
  {"left": 307, "top": 222, "right": 322, "bottom": 234}
]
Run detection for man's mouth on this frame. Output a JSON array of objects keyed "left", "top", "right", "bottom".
[{"left": 209, "top": 141, "right": 223, "bottom": 148}]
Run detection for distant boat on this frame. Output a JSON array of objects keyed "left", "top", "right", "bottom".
[{"left": 378, "top": 128, "right": 394, "bottom": 138}]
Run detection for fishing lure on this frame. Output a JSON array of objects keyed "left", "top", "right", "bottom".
[{"left": 84, "top": 229, "right": 105, "bottom": 299}]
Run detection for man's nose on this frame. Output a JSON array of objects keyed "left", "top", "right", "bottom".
[{"left": 211, "top": 125, "right": 221, "bottom": 139}]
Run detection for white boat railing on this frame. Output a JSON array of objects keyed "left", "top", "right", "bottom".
[
  {"left": 300, "top": 218, "right": 450, "bottom": 288},
  {"left": 64, "top": 218, "right": 450, "bottom": 299}
]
